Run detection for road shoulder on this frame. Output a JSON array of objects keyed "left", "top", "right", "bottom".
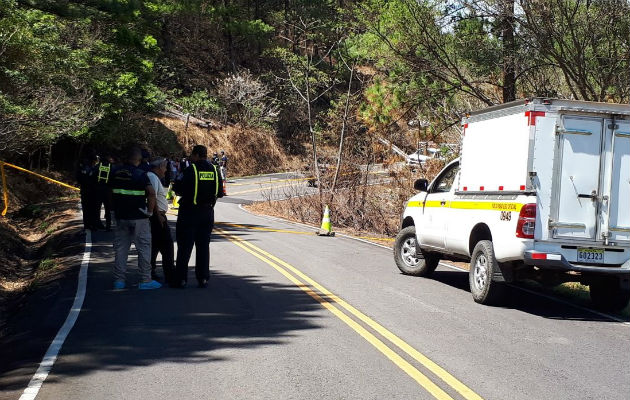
[{"left": 0, "top": 206, "right": 84, "bottom": 400}]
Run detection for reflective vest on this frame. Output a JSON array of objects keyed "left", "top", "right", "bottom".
[
  {"left": 191, "top": 163, "right": 219, "bottom": 205},
  {"left": 110, "top": 165, "right": 149, "bottom": 220},
  {"left": 97, "top": 162, "right": 111, "bottom": 184}
]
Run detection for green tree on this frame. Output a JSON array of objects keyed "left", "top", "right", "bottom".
[{"left": 519, "top": 0, "right": 630, "bottom": 102}]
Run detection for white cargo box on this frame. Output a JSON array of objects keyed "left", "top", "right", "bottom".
[
  {"left": 461, "top": 98, "right": 630, "bottom": 245},
  {"left": 459, "top": 110, "right": 531, "bottom": 193}
]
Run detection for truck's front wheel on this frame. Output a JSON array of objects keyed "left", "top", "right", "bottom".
[
  {"left": 589, "top": 277, "right": 630, "bottom": 311},
  {"left": 394, "top": 226, "right": 439, "bottom": 277},
  {"left": 469, "top": 240, "right": 506, "bottom": 305}
]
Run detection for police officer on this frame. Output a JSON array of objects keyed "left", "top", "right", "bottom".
[
  {"left": 173, "top": 145, "right": 224, "bottom": 288},
  {"left": 138, "top": 149, "right": 151, "bottom": 172},
  {"left": 94, "top": 154, "right": 113, "bottom": 230},
  {"left": 76, "top": 154, "right": 98, "bottom": 230}
]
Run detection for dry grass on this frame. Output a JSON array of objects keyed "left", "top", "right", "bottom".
[
  {"left": 247, "top": 160, "right": 444, "bottom": 239},
  {"left": 0, "top": 279, "right": 30, "bottom": 292},
  {"left": 154, "top": 117, "right": 303, "bottom": 176}
]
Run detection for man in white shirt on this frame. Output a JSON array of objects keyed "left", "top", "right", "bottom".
[{"left": 148, "top": 158, "right": 175, "bottom": 286}]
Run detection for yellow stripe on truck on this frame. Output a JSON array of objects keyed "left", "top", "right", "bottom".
[{"left": 408, "top": 200, "right": 524, "bottom": 212}]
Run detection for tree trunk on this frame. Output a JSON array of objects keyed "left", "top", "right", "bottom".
[
  {"left": 223, "top": 0, "right": 235, "bottom": 70},
  {"left": 331, "top": 64, "right": 354, "bottom": 196},
  {"left": 185, "top": 113, "right": 190, "bottom": 151},
  {"left": 305, "top": 54, "right": 323, "bottom": 209},
  {"left": 46, "top": 145, "right": 52, "bottom": 171},
  {"left": 75, "top": 143, "right": 84, "bottom": 172},
  {"left": 501, "top": 0, "right": 516, "bottom": 103}
]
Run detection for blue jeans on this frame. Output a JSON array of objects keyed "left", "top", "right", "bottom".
[{"left": 113, "top": 218, "right": 152, "bottom": 283}]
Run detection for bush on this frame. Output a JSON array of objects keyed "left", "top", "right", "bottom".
[{"left": 217, "top": 70, "right": 279, "bottom": 128}]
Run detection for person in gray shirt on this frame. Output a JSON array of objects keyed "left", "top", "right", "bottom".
[{"left": 147, "top": 157, "right": 175, "bottom": 286}]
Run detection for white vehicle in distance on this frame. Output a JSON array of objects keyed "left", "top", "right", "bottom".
[
  {"left": 406, "top": 148, "right": 442, "bottom": 166},
  {"left": 395, "top": 98, "right": 630, "bottom": 311}
]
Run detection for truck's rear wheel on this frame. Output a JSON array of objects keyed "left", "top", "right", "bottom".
[
  {"left": 469, "top": 240, "right": 506, "bottom": 305},
  {"left": 589, "top": 277, "right": 630, "bottom": 311},
  {"left": 394, "top": 226, "right": 439, "bottom": 277}
]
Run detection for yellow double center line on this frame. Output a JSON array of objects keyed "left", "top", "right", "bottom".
[
  {"left": 216, "top": 222, "right": 313, "bottom": 235},
  {"left": 216, "top": 228, "right": 483, "bottom": 400}
]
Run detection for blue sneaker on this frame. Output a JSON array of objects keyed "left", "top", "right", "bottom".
[
  {"left": 139, "top": 280, "right": 162, "bottom": 290},
  {"left": 113, "top": 280, "right": 125, "bottom": 290}
]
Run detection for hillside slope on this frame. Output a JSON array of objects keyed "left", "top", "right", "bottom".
[{"left": 153, "top": 116, "right": 301, "bottom": 176}]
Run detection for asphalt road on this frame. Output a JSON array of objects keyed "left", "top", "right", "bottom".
[{"left": 2, "top": 173, "right": 629, "bottom": 400}]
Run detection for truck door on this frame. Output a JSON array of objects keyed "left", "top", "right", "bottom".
[
  {"left": 606, "top": 120, "right": 630, "bottom": 243},
  {"left": 551, "top": 116, "right": 603, "bottom": 240},
  {"left": 419, "top": 163, "right": 459, "bottom": 249}
]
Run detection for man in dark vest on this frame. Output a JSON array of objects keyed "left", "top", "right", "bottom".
[
  {"left": 173, "top": 145, "right": 224, "bottom": 288},
  {"left": 109, "top": 147, "right": 161, "bottom": 290}
]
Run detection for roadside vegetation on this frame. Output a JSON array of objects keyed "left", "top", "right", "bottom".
[
  {"left": 1, "top": 1, "right": 629, "bottom": 315},
  {"left": 2, "top": 1, "right": 628, "bottom": 170},
  {"left": 0, "top": 171, "right": 81, "bottom": 337},
  {"left": 2, "top": 0, "right": 627, "bottom": 229},
  {"left": 248, "top": 159, "right": 447, "bottom": 238}
]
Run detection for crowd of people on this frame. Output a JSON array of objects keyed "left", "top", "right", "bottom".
[{"left": 77, "top": 145, "right": 227, "bottom": 290}]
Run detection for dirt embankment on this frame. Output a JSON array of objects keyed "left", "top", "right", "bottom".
[
  {"left": 154, "top": 117, "right": 303, "bottom": 176},
  {"left": 0, "top": 169, "right": 82, "bottom": 337}
]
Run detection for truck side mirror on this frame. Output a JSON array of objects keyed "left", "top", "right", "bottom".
[{"left": 414, "top": 179, "right": 428, "bottom": 192}]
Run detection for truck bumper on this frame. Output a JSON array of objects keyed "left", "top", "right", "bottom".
[{"left": 524, "top": 251, "right": 630, "bottom": 275}]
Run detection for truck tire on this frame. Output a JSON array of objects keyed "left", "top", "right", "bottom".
[
  {"left": 394, "top": 226, "right": 439, "bottom": 277},
  {"left": 469, "top": 240, "right": 506, "bottom": 305},
  {"left": 589, "top": 277, "right": 630, "bottom": 311}
]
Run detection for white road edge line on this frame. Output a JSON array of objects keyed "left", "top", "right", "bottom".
[
  {"left": 19, "top": 230, "right": 92, "bottom": 400},
  {"left": 438, "top": 262, "right": 630, "bottom": 326},
  {"left": 237, "top": 204, "right": 630, "bottom": 326}
]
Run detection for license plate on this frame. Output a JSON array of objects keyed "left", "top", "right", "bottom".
[{"left": 577, "top": 248, "right": 604, "bottom": 263}]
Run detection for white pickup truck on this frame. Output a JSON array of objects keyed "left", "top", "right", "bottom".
[{"left": 395, "top": 98, "right": 630, "bottom": 310}]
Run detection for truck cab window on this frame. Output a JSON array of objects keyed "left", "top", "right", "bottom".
[{"left": 431, "top": 164, "right": 460, "bottom": 193}]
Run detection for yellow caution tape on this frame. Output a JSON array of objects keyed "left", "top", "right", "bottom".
[
  {"left": 1, "top": 161, "right": 79, "bottom": 191},
  {"left": 0, "top": 161, "right": 79, "bottom": 216}
]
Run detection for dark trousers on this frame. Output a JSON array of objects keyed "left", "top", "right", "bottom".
[
  {"left": 94, "top": 185, "right": 111, "bottom": 229},
  {"left": 80, "top": 190, "right": 90, "bottom": 228},
  {"left": 150, "top": 212, "right": 175, "bottom": 284},
  {"left": 80, "top": 188, "right": 99, "bottom": 229},
  {"left": 176, "top": 205, "right": 214, "bottom": 284}
]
